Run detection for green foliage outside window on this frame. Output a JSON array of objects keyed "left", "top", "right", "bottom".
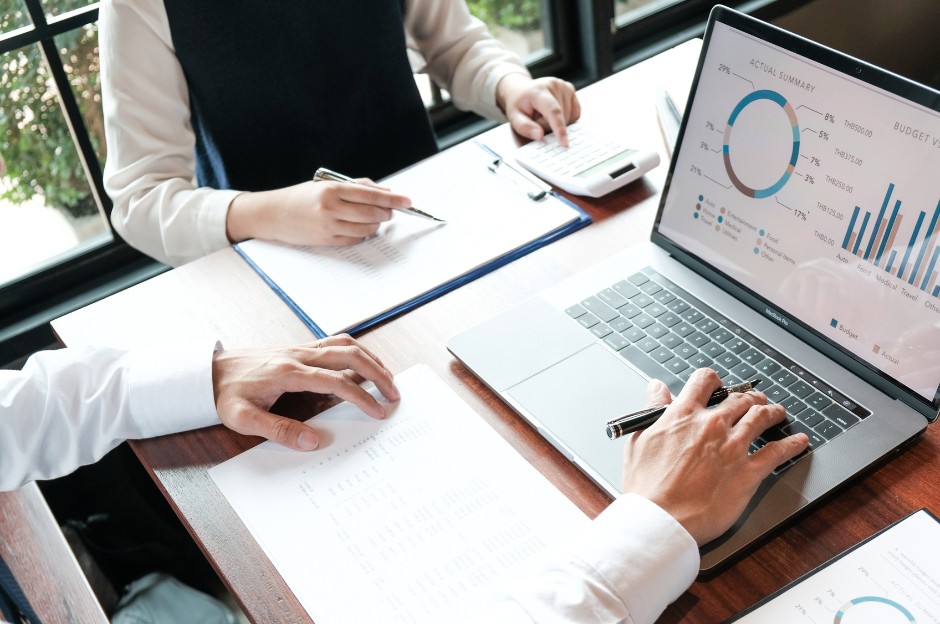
[
  {"left": 0, "top": 1, "right": 103, "bottom": 219},
  {"left": 467, "top": 0, "right": 541, "bottom": 32}
]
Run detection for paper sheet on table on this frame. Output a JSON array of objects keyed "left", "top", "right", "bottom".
[
  {"left": 234, "top": 140, "right": 585, "bottom": 336},
  {"left": 731, "top": 509, "right": 940, "bottom": 623},
  {"left": 209, "top": 365, "right": 590, "bottom": 623}
]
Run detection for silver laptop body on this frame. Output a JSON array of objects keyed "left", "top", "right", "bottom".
[{"left": 448, "top": 5, "right": 940, "bottom": 571}]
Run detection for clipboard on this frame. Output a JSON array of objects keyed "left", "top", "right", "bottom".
[{"left": 234, "top": 139, "right": 591, "bottom": 338}]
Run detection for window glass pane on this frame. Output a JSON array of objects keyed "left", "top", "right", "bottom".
[
  {"left": 467, "top": 0, "right": 548, "bottom": 61},
  {"left": 56, "top": 22, "right": 105, "bottom": 163},
  {"left": 0, "top": 43, "right": 112, "bottom": 286},
  {"left": 415, "top": 1, "right": 549, "bottom": 110},
  {"left": 615, "top": 0, "right": 682, "bottom": 25},
  {"left": 41, "top": 0, "right": 94, "bottom": 20},
  {"left": 414, "top": 73, "right": 441, "bottom": 108},
  {"left": 0, "top": 0, "right": 32, "bottom": 33}
]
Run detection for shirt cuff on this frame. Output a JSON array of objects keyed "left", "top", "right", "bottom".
[
  {"left": 197, "top": 188, "right": 242, "bottom": 258},
  {"left": 128, "top": 344, "right": 221, "bottom": 438},
  {"left": 481, "top": 66, "right": 532, "bottom": 123},
  {"left": 572, "top": 493, "right": 700, "bottom": 624}
]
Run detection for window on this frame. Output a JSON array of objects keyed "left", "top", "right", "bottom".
[
  {"left": 615, "top": 0, "right": 683, "bottom": 25},
  {"left": 610, "top": 0, "right": 812, "bottom": 73},
  {"left": 415, "top": 0, "right": 555, "bottom": 111},
  {"left": 0, "top": 11, "right": 110, "bottom": 286},
  {"left": 0, "top": 0, "right": 155, "bottom": 364}
]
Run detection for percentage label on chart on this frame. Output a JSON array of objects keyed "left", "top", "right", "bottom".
[
  {"left": 700, "top": 141, "right": 710, "bottom": 150},
  {"left": 824, "top": 113, "right": 836, "bottom": 123},
  {"left": 810, "top": 157, "right": 821, "bottom": 166},
  {"left": 705, "top": 121, "right": 715, "bottom": 130},
  {"left": 819, "top": 131, "right": 829, "bottom": 141},
  {"left": 794, "top": 210, "right": 808, "bottom": 221},
  {"left": 718, "top": 64, "right": 731, "bottom": 74},
  {"left": 690, "top": 165, "right": 702, "bottom": 176},
  {"left": 805, "top": 175, "right": 815, "bottom": 184}
]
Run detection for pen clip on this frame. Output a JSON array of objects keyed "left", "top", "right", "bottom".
[
  {"left": 475, "top": 141, "right": 551, "bottom": 201},
  {"left": 313, "top": 167, "right": 350, "bottom": 183}
]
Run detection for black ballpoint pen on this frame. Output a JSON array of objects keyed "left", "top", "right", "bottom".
[{"left": 606, "top": 379, "right": 763, "bottom": 440}]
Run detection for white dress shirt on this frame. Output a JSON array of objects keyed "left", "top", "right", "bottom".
[
  {"left": 0, "top": 345, "right": 219, "bottom": 491},
  {"left": 100, "top": 0, "right": 530, "bottom": 267},
  {"left": 0, "top": 346, "right": 698, "bottom": 622}
]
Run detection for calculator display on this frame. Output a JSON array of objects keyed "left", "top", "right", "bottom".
[{"left": 574, "top": 149, "right": 638, "bottom": 178}]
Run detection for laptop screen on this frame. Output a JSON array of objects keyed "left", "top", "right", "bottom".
[{"left": 655, "top": 9, "right": 940, "bottom": 408}]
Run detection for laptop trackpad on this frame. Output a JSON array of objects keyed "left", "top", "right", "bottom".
[{"left": 508, "top": 343, "right": 650, "bottom": 489}]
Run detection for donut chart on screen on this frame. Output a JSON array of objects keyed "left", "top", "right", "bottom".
[{"left": 722, "top": 89, "right": 800, "bottom": 198}]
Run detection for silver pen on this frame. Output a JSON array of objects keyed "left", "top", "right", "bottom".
[{"left": 312, "top": 167, "right": 446, "bottom": 223}]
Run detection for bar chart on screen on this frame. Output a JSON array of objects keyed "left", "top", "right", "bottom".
[{"left": 842, "top": 182, "right": 940, "bottom": 299}]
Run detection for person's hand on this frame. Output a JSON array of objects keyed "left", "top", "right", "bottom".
[
  {"left": 621, "top": 369, "right": 808, "bottom": 545},
  {"left": 211, "top": 335, "right": 400, "bottom": 451},
  {"left": 226, "top": 179, "right": 413, "bottom": 247},
  {"left": 496, "top": 74, "right": 581, "bottom": 147}
]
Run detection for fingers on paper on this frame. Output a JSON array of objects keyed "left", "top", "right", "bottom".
[
  {"left": 286, "top": 338, "right": 401, "bottom": 414},
  {"left": 230, "top": 406, "right": 321, "bottom": 452}
]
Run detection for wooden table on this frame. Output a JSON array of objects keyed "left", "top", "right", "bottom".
[
  {"left": 0, "top": 483, "right": 108, "bottom": 622},
  {"left": 51, "top": 46, "right": 940, "bottom": 623}
]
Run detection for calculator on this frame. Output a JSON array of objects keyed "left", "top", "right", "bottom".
[{"left": 514, "top": 123, "right": 660, "bottom": 197}]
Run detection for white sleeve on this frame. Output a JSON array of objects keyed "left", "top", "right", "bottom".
[
  {"left": 405, "top": 0, "right": 530, "bottom": 122},
  {"left": 469, "top": 494, "right": 700, "bottom": 624},
  {"left": 0, "top": 345, "right": 220, "bottom": 491},
  {"left": 100, "top": 0, "right": 240, "bottom": 267}
]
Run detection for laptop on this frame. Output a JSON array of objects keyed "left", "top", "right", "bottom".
[{"left": 447, "top": 5, "right": 940, "bottom": 572}]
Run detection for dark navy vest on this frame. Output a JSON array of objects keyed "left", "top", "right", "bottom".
[{"left": 162, "top": 0, "right": 439, "bottom": 191}]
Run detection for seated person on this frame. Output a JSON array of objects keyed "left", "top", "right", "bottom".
[
  {"left": 1, "top": 338, "right": 807, "bottom": 623},
  {"left": 100, "top": 0, "right": 581, "bottom": 266}
]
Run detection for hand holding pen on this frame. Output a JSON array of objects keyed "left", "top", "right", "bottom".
[
  {"left": 620, "top": 369, "right": 808, "bottom": 545},
  {"left": 313, "top": 168, "right": 445, "bottom": 223},
  {"left": 227, "top": 171, "right": 424, "bottom": 248},
  {"left": 607, "top": 379, "right": 762, "bottom": 439}
]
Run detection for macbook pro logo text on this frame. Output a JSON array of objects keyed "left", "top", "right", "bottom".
[{"left": 765, "top": 307, "right": 789, "bottom": 327}]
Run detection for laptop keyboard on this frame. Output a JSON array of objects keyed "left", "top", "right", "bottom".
[{"left": 565, "top": 268, "right": 871, "bottom": 473}]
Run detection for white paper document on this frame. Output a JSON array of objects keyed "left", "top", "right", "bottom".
[
  {"left": 732, "top": 509, "right": 940, "bottom": 623},
  {"left": 209, "top": 365, "right": 590, "bottom": 623},
  {"left": 235, "top": 140, "right": 584, "bottom": 336}
]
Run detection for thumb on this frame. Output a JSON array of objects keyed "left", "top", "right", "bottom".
[
  {"left": 508, "top": 110, "right": 544, "bottom": 141},
  {"left": 646, "top": 379, "right": 671, "bottom": 408}
]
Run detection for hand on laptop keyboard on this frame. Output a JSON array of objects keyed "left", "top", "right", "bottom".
[{"left": 619, "top": 368, "right": 809, "bottom": 545}]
